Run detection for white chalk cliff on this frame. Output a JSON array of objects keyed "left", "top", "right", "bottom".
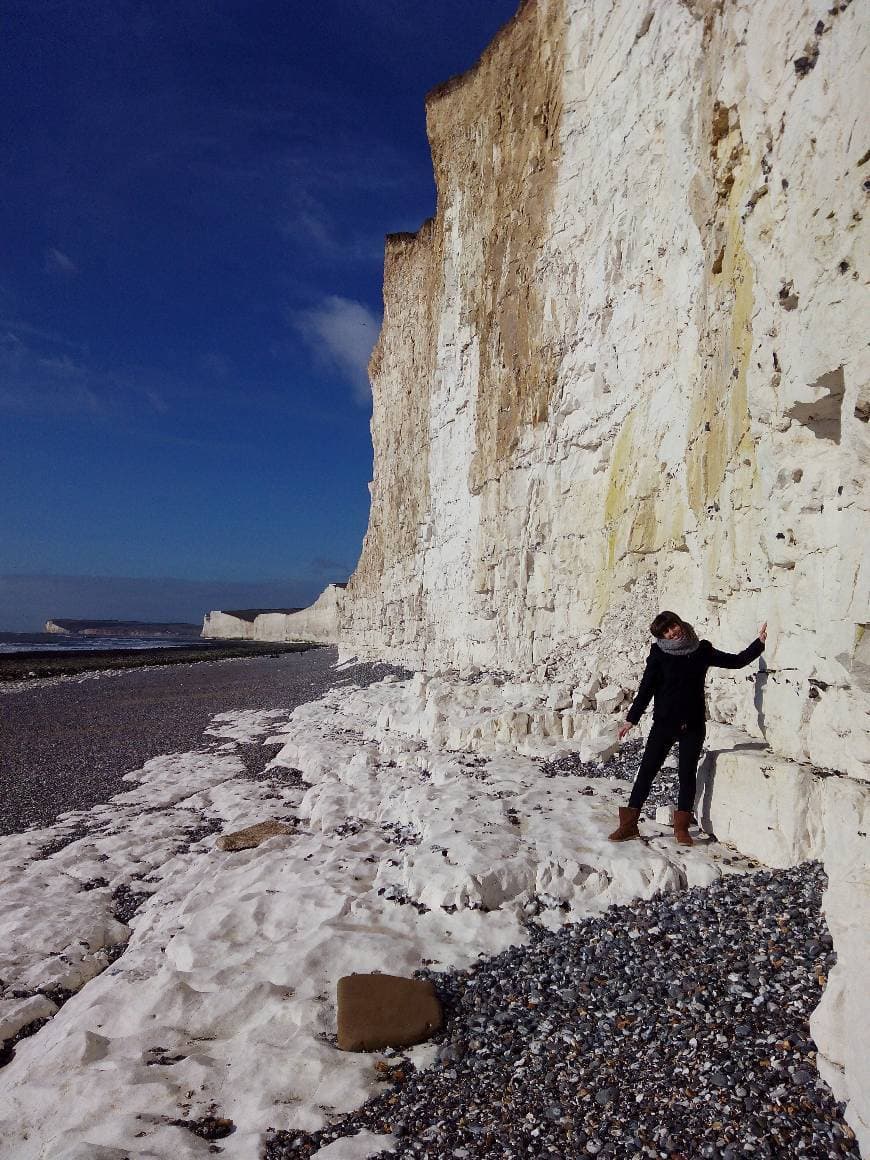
[
  {"left": 226, "top": 0, "right": 870, "bottom": 782},
  {"left": 344, "top": 0, "right": 869, "bottom": 778},
  {"left": 205, "top": 0, "right": 870, "bottom": 1145},
  {"left": 202, "top": 587, "right": 344, "bottom": 642}
]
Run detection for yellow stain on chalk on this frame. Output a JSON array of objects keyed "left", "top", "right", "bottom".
[{"left": 687, "top": 133, "right": 756, "bottom": 516}]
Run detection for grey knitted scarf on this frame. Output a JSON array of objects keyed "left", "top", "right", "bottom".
[{"left": 655, "top": 622, "right": 700, "bottom": 655}]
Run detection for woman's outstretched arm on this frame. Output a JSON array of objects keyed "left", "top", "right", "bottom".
[{"left": 708, "top": 622, "right": 768, "bottom": 669}]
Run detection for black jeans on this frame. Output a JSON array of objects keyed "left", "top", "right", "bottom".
[{"left": 628, "top": 722, "right": 705, "bottom": 812}]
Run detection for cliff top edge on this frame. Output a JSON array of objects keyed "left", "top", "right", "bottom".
[{"left": 424, "top": 0, "right": 536, "bottom": 108}]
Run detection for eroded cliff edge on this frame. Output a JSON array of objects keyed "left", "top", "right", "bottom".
[{"left": 343, "top": 0, "right": 868, "bottom": 783}]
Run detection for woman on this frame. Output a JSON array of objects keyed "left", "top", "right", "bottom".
[{"left": 608, "top": 611, "right": 767, "bottom": 846}]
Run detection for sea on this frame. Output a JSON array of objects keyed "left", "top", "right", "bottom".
[{"left": 0, "top": 632, "right": 209, "bottom": 654}]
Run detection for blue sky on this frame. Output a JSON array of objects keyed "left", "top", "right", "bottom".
[{"left": 0, "top": 0, "right": 519, "bottom": 629}]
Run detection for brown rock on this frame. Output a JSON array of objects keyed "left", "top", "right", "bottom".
[
  {"left": 336, "top": 973, "right": 443, "bottom": 1052},
  {"left": 215, "top": 820, "right": 295, "bottom": 852}
]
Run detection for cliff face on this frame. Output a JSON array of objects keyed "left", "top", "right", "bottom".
[
  {"left": 343, "top": 0, "right": 869, "bottom": 781},
  {"left": 202, "top": 596, "right": 333, "bottom": 642}
]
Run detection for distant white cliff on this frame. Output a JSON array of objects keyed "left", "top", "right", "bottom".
[
  {"left": 45, "top": 619, "right": 200, "bottom": 638},
  {"left": 202, "top": 587, "right": 343, "bottom": 643}
]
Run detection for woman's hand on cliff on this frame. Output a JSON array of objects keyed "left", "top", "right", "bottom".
[
  {"left": 618, "top": 721, "right": 634, "bottom": 740},
  {"left": 758, "top": 621, "right": 768, "bottom": 643}
]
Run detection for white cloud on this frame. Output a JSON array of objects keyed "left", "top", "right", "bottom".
[
  {"left": 0, "top": 317, "right": 87, "bottom": 350},
  {"left": 284, "top": 203, "right": 337, "bottom": 253},
  {"left": 201, "top": 352, "right": 231, "bottom": 379},
  {"left": 0, "top": 332, "right": 101, "bottom": 415},
  {"left": 45, "top": 247, "right": 78, "bottom": 276},
  {"left": 280, "top": 195, "right": 385, "bottom": 265},
  {"left": 145, "top": 389, "right": 169, "bottom": 414},
  {"left": 36, "top": 354, "right": 85, "bottom": 377},
  {"left": 292, "top": 295, "right": 380, "bottom": 405},
  {"left": 0, "top": 325, "right": 166, "bottom": 419}
]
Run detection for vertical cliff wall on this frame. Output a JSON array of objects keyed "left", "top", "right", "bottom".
[
  {"left": 343, "top": 0, "right": 869, "bottom": 781},
  {"left": 194, "top": 5, "right": 869, "bottom": 1136}
]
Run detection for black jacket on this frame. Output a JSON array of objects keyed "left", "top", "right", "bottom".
[{"left": 625, "top": 637, "right": 765, "bottom": 731}]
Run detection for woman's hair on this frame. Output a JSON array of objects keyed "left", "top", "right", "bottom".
[{"left": 649, "top": 610, "right": 683, "bottom": 638}]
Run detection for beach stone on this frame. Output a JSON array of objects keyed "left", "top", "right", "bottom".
[
  {"left": 594, "top": 685, "right": 625, "bottom": 714},
  {"left": 215, "top": 820, "right": 295, "bottom": 852},
  {"left": 336, "top": 972, "right": 443, "bottom": 1052},
  {"left": 0, "top": 994, "right": 58, "bottom": 1041}
]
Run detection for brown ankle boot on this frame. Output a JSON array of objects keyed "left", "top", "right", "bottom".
[
  {"left": 673, "top": 810, "right": 694, "bottom": 846},
  {"left": 608, "top": 806, "right": 641, "bottom": 841}
]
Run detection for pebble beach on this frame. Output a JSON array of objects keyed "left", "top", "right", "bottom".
[
  {"left": 267, "top": 862, "right": 856, "bottom": 1160},
  {"left": 0, "top": 655, "right": 862, "bottom": 1158},
  {"left": 0, "top": 644, "right": 402, "bottom": 834}
]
